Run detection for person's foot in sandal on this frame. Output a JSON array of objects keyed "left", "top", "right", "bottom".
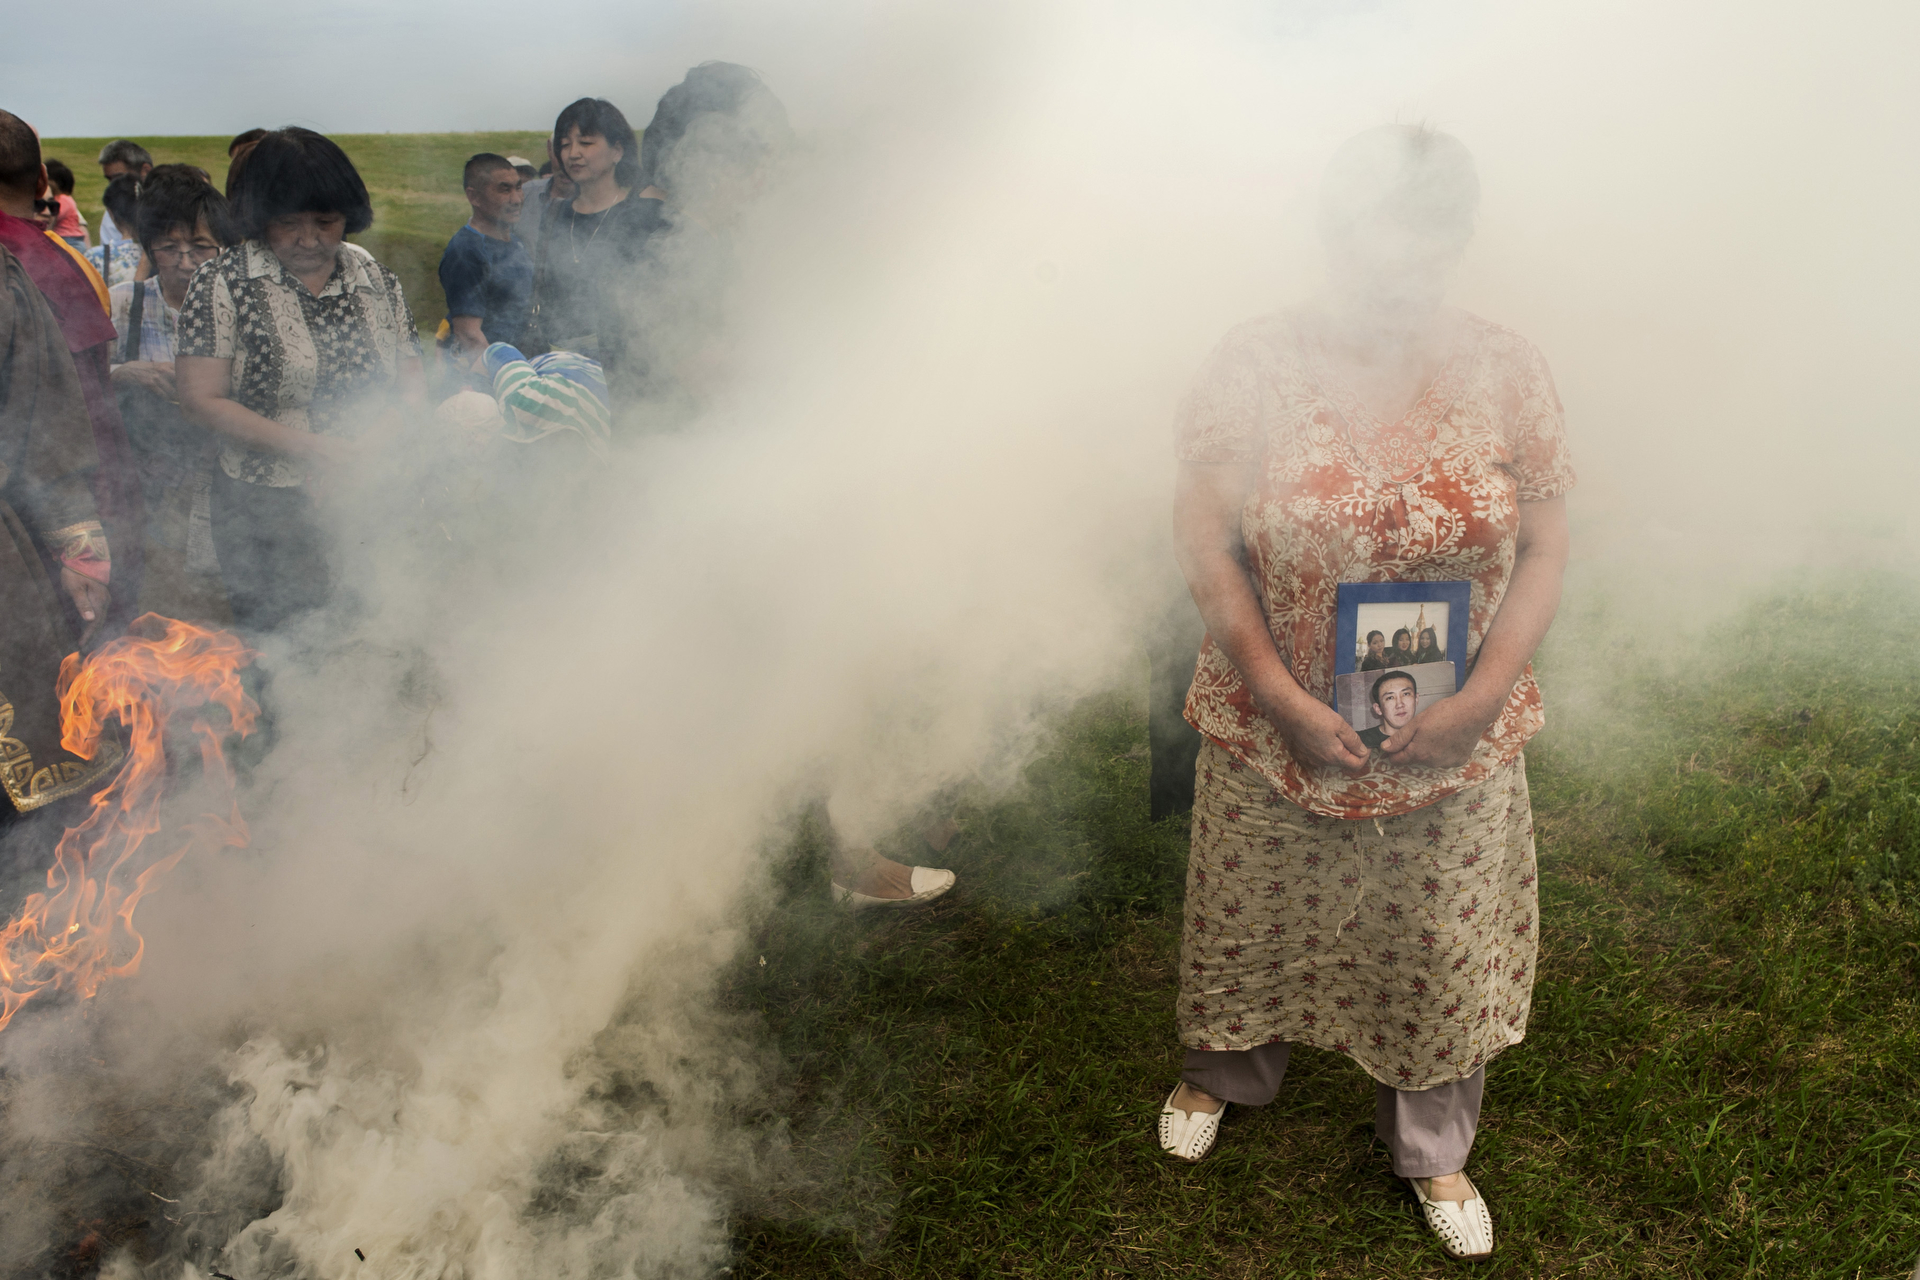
[
  {"left": 829, "top": 849, "right": 955, "bottom": 909},
  {"left": 1409, "top": 1170, "right": 1494, "bottom": 1261},
  {"left": 1158, "top": 1081, "right": 1226, "bottom": 1162}
]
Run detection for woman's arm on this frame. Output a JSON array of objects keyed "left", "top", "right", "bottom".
[
  {"left": 110, "top": 360, "right": 176, "bottom": 400},
  {"left": 396, "top": 347, "right": 426, "bottom": 406},
  {"left": 175, "top": 355, "right": 354, "bottom": 463},
  {"left": 1174, "top": 460, "right": 1370, "bottom": 774},
  {"left": 1380, "top": 495, "right": 1569, "bottom": 767},
  {"left": 447, "top": 316, "right": 488, "bottom": 357}
]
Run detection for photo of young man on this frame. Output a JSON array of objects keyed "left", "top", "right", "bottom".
[{"left": 1357, "top": 670, "right": 1418, "bottom": 750}]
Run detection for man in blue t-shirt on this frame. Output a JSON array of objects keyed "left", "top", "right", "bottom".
[{"left": 438, "top": 153, "right": 532, "bottom": 359}]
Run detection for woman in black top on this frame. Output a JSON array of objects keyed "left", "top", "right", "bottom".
[
  {"left": 527, "top": 98, "right": 662, "bottom": 408},
  {"left": 1411, "top": 626, "right": 1447, "bottom": 665},
  {"left": 1385, "top": 627, "right": 1416, "bottom": 667}
]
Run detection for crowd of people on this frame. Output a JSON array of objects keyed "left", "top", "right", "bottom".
[
  {"left": 1359, "top": 623, "right": 1446, "bottom": 670},
  {"left": 0, "top": 65, "right": 951, "bottom": 887},
  {"left": 0, "top": 89, "right": 1574, "bottom": 1263}
]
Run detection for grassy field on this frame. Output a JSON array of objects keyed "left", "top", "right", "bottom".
[
  {"left": 720, "top": 577, "right": 1920, "bottom": 1279},
  {"left": 23, "top": 135, "right": 1920, "bottom": 1276},
  {"left": 41, "top": 133, "right": 550, "bottom": 337}
]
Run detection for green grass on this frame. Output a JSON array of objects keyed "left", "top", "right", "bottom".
[
  {"left": 41, "top": 133, "right": 550, "bottom": 336},
  {"left": 720, "top": 577, "right": 1920, "bottom": 1278}
]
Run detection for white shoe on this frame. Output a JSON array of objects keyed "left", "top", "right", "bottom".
[
  {"left": 1157, "top": 1088, "right": 1226, "bottom": 1162},
  {"left": 1410, "top": 1174, "right": 1494, "bottom": 1261},
  {"left": 831, "top": 866, "right": 956, "bottom": 909}
]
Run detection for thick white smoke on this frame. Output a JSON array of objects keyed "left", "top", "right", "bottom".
[{"left": 2, "top": 0, "right": 1915, "bottom": 1275}]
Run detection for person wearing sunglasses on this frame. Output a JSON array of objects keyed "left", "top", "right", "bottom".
[{"left": 107, "top": 166, "right": 236, "bottom": 621}]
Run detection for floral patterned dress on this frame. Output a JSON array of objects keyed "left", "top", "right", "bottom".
[
  {"left": 1173, "top": 309, "right": 1574, "bottom": 1088},
  {"left": 1178, "top": 309, "right": 1575, "bottom": 819}
]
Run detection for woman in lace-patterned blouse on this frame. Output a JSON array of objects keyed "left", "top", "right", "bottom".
[
  {"left": 176, "top": 128, "right": 423, "bottom": 631},
  {"left": 1154, "top": 126, "right": 1573, "bottom": 1265}
]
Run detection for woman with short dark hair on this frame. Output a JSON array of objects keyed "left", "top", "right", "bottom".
[
  {"left": 175, "top": 127, "right": 422, "bottom": 630},
  {"left": 85, "top": 174, "right": 144, "bottom": 287},
  {"left": 525, "top": 97, "right": 662, "bottom": 409},
  {"left": 107, "top": 167, "right": 237, "bottom": 621}
]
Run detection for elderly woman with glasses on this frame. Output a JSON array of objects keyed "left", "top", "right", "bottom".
[
  {"left": 176, "top": 127, "right": 422, "bottom": 632},
  {"left": 107, "top": 165, "right": 237, "bottom": 620}
]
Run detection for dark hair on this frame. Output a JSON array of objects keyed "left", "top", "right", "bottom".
[
  {"left": 135, "top": 167, "right": 236, "bottom": 254},
  {"left": 637, "top": 61, "right": 789, "bottom": 192},
  {"left": 0, "top": 110, "right": 40, "bottom": 194},
  {"left": 552, "top": 98, "right": 639, "bottom": 189},
  {"left": 101, "top": 173, "right": 142, "bottom": 232},
  {"left": 1392, "top": 628, "right": 1412, "bottom": 647},
  {"left": 43, "top": 158, "right": 74, "bottom": 194},
  {"left": 1365, "top": 630, "right": 1384, "bottom": 644},
  {"left": 228, "top": 128, "right": 268, "bottom": 157},
  {"left": 1369, "top": 670, "right": 1417, "bottom": 708},
  {"left": 227, "top": 127, "right": 373, "bottom": 239},
  {"left": 1319, "top": 124, "right": 1479, "bottom": 248},
  {"left": 462, "top": 152, "right": 514, "bottom": 190},
  {"left": 97, "top": 139, "right": 152, "bottom": 170},
  {"left": 1417, "top": 627, "right": 1438, "bottom": 649},
  {"left": 537, "top": 160, "right": 553, "bottom": 177}
]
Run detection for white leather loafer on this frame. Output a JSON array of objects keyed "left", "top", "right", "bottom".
[
  {"left": 831, "top": 866, "right": 956, "bottom": 909},
  {"left": 1410, "top": 1174, "right": 1494, "bottom": 1261},
  {"left": 1157, "top": 1088, "right": 1226, "bottom": 1162}
]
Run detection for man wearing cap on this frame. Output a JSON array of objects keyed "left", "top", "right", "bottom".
[{"left": 437, "top": 152, "right": 531, "bottom": 359}]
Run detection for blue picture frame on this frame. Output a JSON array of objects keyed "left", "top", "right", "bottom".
[{"left": 1333, "top": 581, "right": 1472, "bottom": 716}]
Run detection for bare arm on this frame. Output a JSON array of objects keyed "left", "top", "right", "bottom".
[
  {"left": 1381, "top": 495, "right": 1569, "bottom": 766},
  {"left": 110, "top": 360, "right": 176, "bottom": 400},
  {"left": 1174, "top": 460, "right": 1370, "bottom": 774},
  {"left": 397, "top": 347, "right": 426, "bottom": 406},
  {"left": 448, "top": 316, "right": 488, "bottom": 356},
  {"left": 176, "top": 355, "right": 353, "bottom": 463}
]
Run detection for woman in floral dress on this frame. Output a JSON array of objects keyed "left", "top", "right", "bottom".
[{"left": 1156, "top": 125, "right": 1574, "bottom": 1263}]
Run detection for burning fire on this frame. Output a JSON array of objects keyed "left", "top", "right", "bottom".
[{"left": 0, "top": 616, "right": 255, "bottom": 1032}]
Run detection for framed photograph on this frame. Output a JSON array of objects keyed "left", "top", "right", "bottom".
[{"left": 1332, "top": 581, "right": 1472, "bottom": 745}]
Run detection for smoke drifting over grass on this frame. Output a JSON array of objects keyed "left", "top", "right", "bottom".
[{"left": 1, "top": 1, "right": 1915, "bottom": 1276}]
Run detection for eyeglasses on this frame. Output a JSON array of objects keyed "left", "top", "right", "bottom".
[{"left": 149, "top": 242, "right": 222, "bottom": 263}]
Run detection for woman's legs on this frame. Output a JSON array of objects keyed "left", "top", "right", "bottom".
[
  {"left": 1175, "top": 1042, "right": 1291, "bottom": 1113},
  {"left": 210, "top": 474, "right": 331, "bottom": 633},
  {"left": 1376, "top": 1067, "right": 1486, "bottom": 1195},
  {"left": 812, "top": 799, "right": 953, "bottom": 901}
]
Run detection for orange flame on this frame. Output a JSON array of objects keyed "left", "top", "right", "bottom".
[{"left": 0, "top": 615, "right": 256, "bottom": 1032}]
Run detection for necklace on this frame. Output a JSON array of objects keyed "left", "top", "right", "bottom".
[{"left": 568, "top": 204, "right": 610, "bottom": 265}]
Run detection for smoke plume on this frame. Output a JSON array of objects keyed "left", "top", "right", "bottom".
[{"left": 2, "top": 0, "right": 1915, "bottom": 1275}]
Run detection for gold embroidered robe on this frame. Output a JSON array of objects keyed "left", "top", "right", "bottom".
[{"left": 0, "top": 245, "right": 122, "bottom": 811}]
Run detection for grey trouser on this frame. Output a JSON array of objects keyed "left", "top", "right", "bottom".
[{"left": 1181, "top": 1042, "right": 1484, "bottom": 1178}]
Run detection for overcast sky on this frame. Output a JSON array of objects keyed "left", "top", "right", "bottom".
[
  {"left": 8, "top": 0, "right": 775, "bottom": 136},
  {"left": 4, "top": 0, "right": 1414, "bottom": 139}
]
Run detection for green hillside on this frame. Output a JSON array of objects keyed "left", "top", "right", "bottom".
[{"left": 41, "top": 133, "right": 552, "bottom": 337}]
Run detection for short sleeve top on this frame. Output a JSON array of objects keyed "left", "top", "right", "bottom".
[
  {"left": 1176, "top": 309, "right": 1575, "bottom": 819},
  {"left": 177, "top": 240, "right": 420, "bottom": 487},
  {"left": 107, "top": 279, "right": 177, "bottom": 366},
  {"left": 437, "top": 224, "right": 533, "bottom": 348}
]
